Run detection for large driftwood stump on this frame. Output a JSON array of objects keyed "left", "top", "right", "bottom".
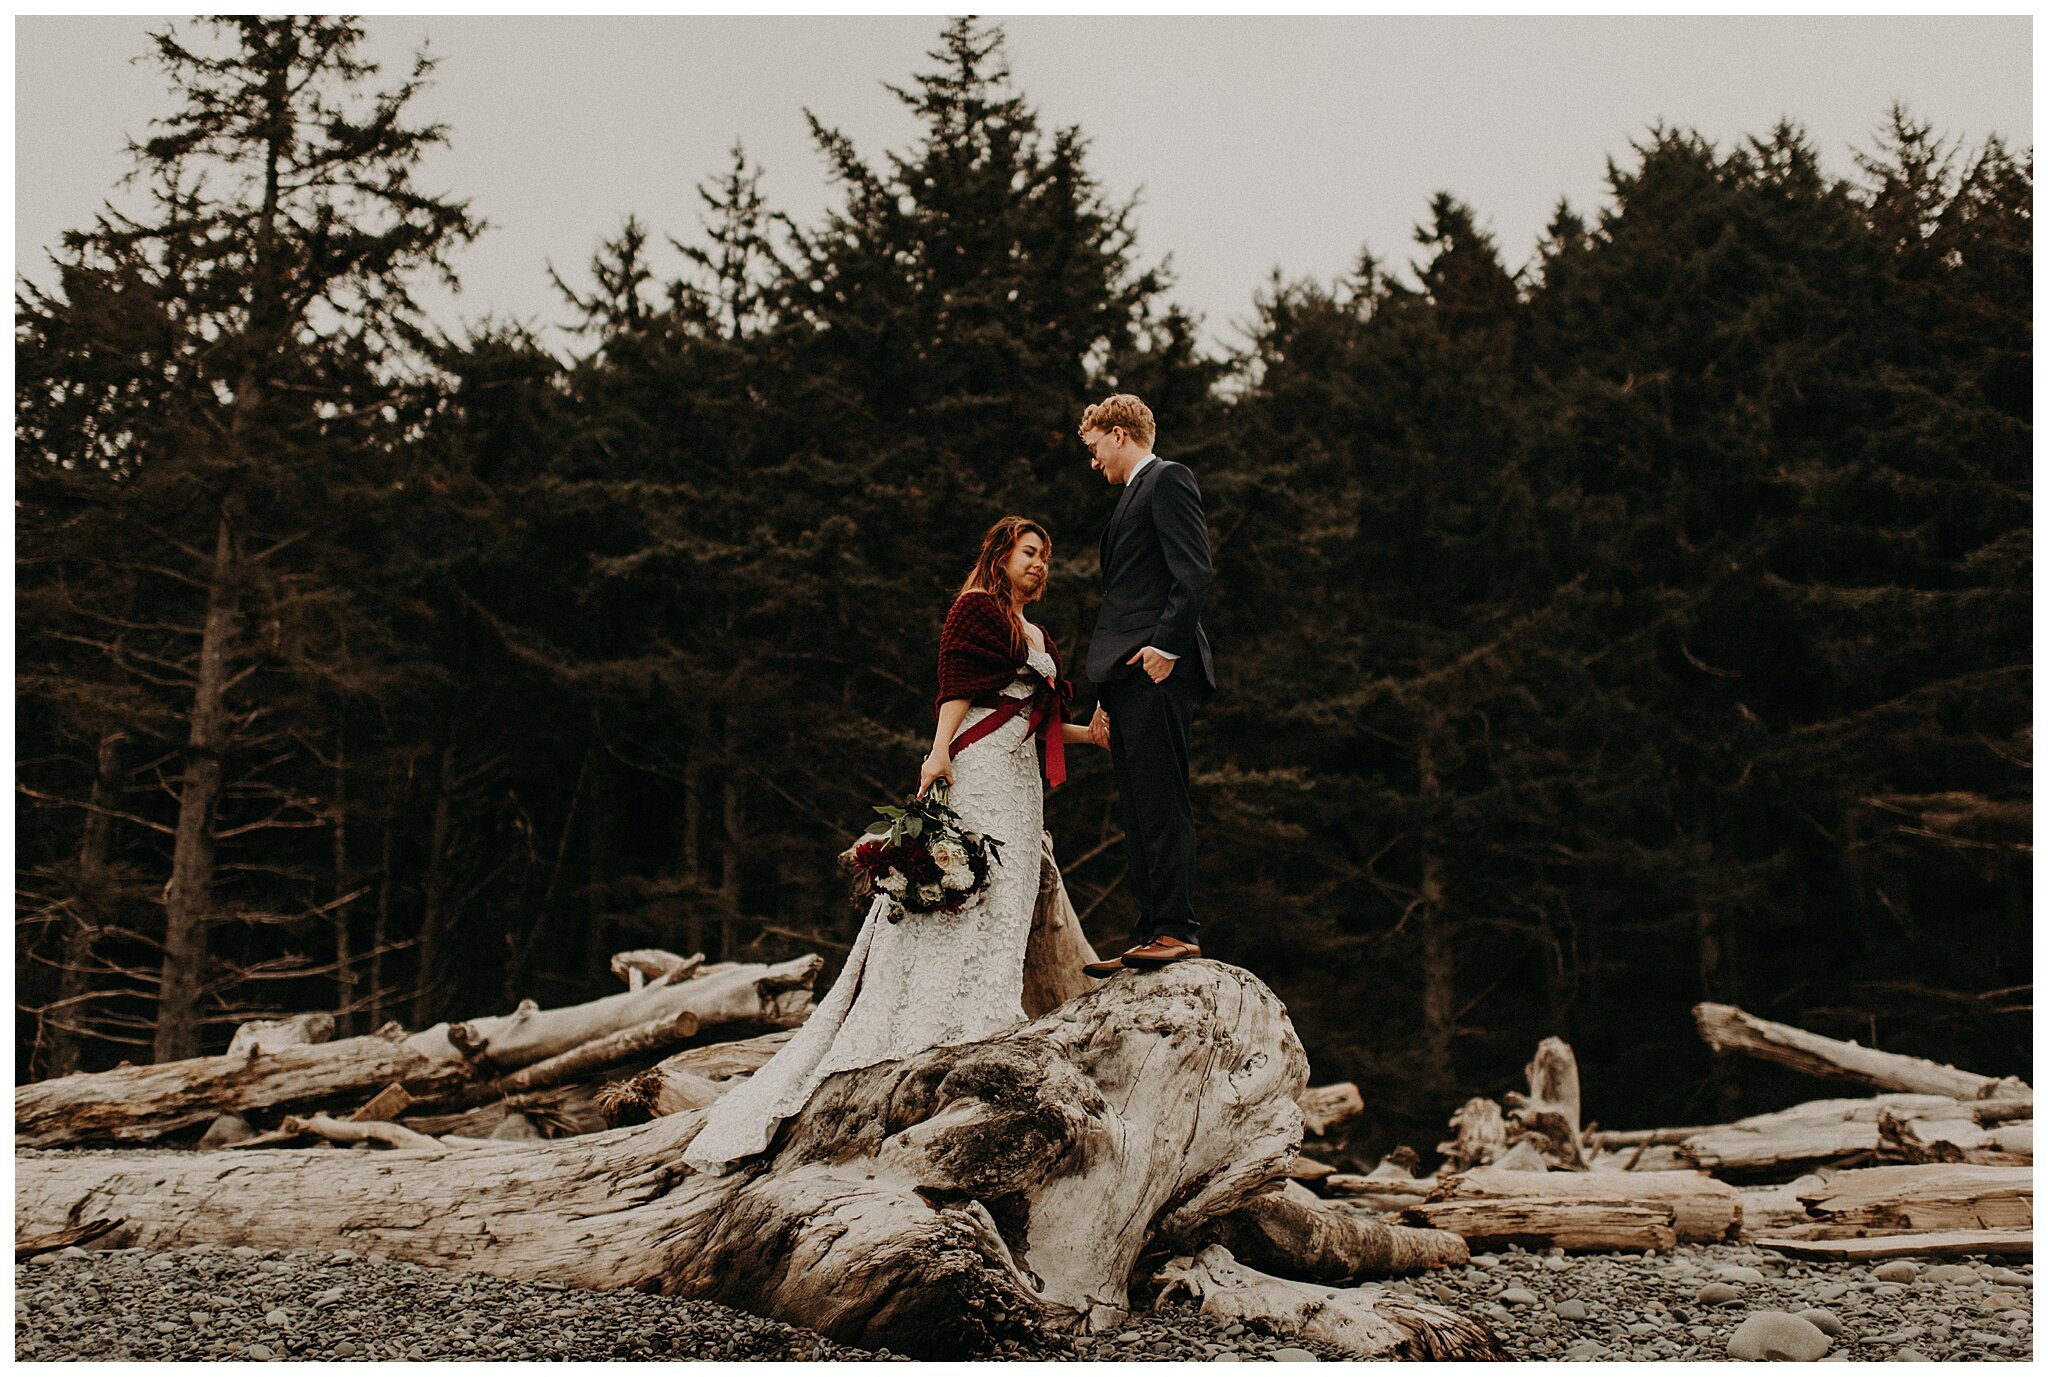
[
  {"left": 14, "top": 958, "right": 819, "bottom": 1148},
  {"left": 14, "top": 962, "right": 1377, "bottom": 1358}
]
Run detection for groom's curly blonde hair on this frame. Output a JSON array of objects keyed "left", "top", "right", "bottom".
[{"left": 1078, "top": 393, "right": 1156, "bottom": 449}]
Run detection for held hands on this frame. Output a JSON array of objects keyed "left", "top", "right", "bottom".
[
  {"left": 1088, "top": 704, "right": 1111, "bottom": 749},
  {"left": 1126, "top": 645, "right": 1176, "bottom": 683},
  {"left": 917, "top": 749, "right": 955, "bottom": 799}
]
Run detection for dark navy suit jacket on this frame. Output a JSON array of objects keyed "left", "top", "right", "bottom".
[{"left": 1087, "top": 455, "right": 1215, "bottom": 690}]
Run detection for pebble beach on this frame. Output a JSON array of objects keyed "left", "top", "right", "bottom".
[{"left": 14, "top": 1238, "right": 2031, "bottom": 1362}]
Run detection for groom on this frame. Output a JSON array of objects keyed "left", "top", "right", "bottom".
[{"left": 1075, "top": 394, "right": 1216, "bottom": 978}]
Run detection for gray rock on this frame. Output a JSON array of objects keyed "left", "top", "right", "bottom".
[
  {"left": 490, "top": 1112, "right": 542, "bottom": 1141},
  {"left": 1922, "top": 1264, "right": 1977, "bottom": 1284},
  {"left": 244, "top": 1343, "right": 276, "bottom": 1360},
  {"left": 1211, "top": 1355, "right": 1243, "bottom": 1362},
  {"left": 1983, "top": 1291, "right": 2026, "bottom": 1312},
  {"left": 1715, "top": 1264, "right": 1768, "bottom": 1284},
  {"left": 1564, "top": 1339, "right": 1607, "bottom": 1361},
  {"left": 1727, "top": 1312, "right": 1832, "bottom": 1362},
  {"left": 1696, "top": 1282, "right": 1743, "bottom": 1307},
  {"left": 197, "top": 1113, "right": 255, "bottom": 1150},
  {"left": 1872, "top": 1261, "right": 1919, "bottom": 1283},
  {"left": 1270, "top": 1348, "right": 1318, "bottom": 1362},
  {"left": 264, "top": 1308, "right": 289, "bottom": 1327},
  {"left": 1894, "top": 1350, "right": 1931, "bottom": 1362},
  {"left": 1796, "top": 1308, "right": 1846, "bottom": 1337},
  {"left": 1989, "top": 1267, "right": 2029, "bottom": 1286},
  {"left": 1500, "top": 1288, "right": 1541, "bottom": 1307},
  {"left": 334, "top": 1339, "right": 358, "bottom": 1357},
  {"left": 1812, "top": 1282, "right": 1849, "bottom": 1301},
  {"left": 1555, "top": 1299, "right": 1589, "bottom": 1321}
]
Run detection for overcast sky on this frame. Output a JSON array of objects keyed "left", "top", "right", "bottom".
[{"left": 15, "top": 14, "right": 2033, "bottom": 355}]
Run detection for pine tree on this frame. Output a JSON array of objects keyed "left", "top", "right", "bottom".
[{"left": 16, "top": 17, "right": 478, "bottom": 1060}]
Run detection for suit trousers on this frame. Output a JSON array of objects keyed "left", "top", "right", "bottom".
[{"left": 1100, "top": 666, "right": 1204, "bottom": 944}]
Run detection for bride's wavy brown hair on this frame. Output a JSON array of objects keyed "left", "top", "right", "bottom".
[{"left": 957, "top": 515, "right": 1051, "bottom": 661}]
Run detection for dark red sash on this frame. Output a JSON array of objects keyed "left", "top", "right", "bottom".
[{"left": 949, "top": 671, "right": 1071, "bottom": 789}]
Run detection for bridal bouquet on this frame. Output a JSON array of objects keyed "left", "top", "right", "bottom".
[{"left": 845, "top": 782, "right": 1004, "bottom": 922}]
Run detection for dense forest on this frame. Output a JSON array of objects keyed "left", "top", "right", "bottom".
[{"left": 15, "top": 16, "right": 2031, "bottom": 1157}]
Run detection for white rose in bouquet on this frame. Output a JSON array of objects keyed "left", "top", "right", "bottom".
[
  {"left": 916, "top": 882, "right": 945, "bottom": 905},
  {"left": 929, "top": 839, "right": 973, "bottom": 889},
  {"left": 878, "top": 871, "right": 908, "bottom": 896}
]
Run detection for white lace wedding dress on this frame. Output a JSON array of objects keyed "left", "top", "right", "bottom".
[{"left": 682, "top": 646, "right": 1053, "bottom": 1174}]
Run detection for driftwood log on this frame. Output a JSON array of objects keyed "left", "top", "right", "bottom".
[
  {"left": 1755, "top": 1231, "right": 2033, "bottom": 1261},
  {"left": 1740, "top": 1164, "right": 2032, "bottom": 1239},
  {"left": 1427, "top": 1167, "right": 1741, "bottom": 1244},
  {"left": 16, "top": 962, "right": 1495, "bottom": 1358},
  {"left": 1202, "top": 1188, "right": 1469, "bottom": 1282},
  {"left": 1153, "top": 1245, "right": 1502, "bottom": 1360},
  {"left": 1403, "top": 1198, "right": 1679, "bottom": 1254},
  {"left": 1299, "top": 1082, "right": 1365, "bottom": 1138},
  {"left": 14, "top": 957, "right": 819, "bottom": 1148},
  {"left": 1694, "top": 1003, "right": 2031, "bottom": 1102},
  {"left": 1676, "top": 1093, "right": 2008, "bottom": 1178},
  {"left": 594, "top": 1031, "right": 796, "bottom": 1125}
]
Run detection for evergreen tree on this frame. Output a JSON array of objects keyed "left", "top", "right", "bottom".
[{"left": 16, "top": 16, "right": 477, "bottom": 1060}]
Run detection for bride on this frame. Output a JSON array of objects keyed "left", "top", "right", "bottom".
[{"left": 684, "top": 515, "right": 1102, "bottom": 1173}]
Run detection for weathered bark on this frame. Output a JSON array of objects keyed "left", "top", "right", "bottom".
[
  {"left": 16, "top": 1218, "right": 122, "bottom": 1260},
  {"left": 1502, "top": 1037, "right": 1587, "bottom": 1170},
  {"left": 418, "top": 956, "right": 817, "bottom": 1068},
  {"left": 1741, "top": 1163, "right": 2032, "bottom": 1238},
  {"left": 1203, "top": 1190, "right": 1469, "bottom": 1282},
  {"left": 226, "top": 1012, "right": 335, "bottom": 1057},
  {"left": 14, "top": 961, "right": 1311, "bottom": 1358},
  {"left": 1153, "top": 1245, "right": 1503, "bottom": 1360},
  {"left": 421, "top": 1010, "right": 703, "bottom": 1112},
  {"left": 1299, "top": 1082, "right": 1365, "bottom": 1138},
  {"left": 1285, "top": 1154, "right": 1337, "bottom": 1181},
  {"left": 1402, "top": 1198, "right": 1679, "bottom": 1254},
  {"left": 1438, "top": 1097, "right": 1508, "bottom": 1173},
  {"left": 610, "top": 949, "right": 704, "bottom": 989},
  {"left": 1973, "top": 1096, "right": 2035, "bottom": 1126},
  {"left": 1429, "top": 1167, "right": 1741, "bottom": 1244},
  {"left": 1754, "top": 1230, "right": 2033, "bottom": 1261},
  {"left": 16, "top": 957, "right": 820, "bottom": 1147},
  {"left": 594, "top": 1030, "right": 796, "bottom": 1125},
  {"left": 1020, "top": 834, "right": 1102, "bottom": 1018},
  {"left": 350, "top": 1083, "right": 413, "bottom": 1122},
  {"left": 1677, "top": 1093, "right": 1999, "bottom": 1178},
  {"left": 1320, "top": 1176, "right": 1437, "bottom": 1212},
  {"left": 1694, "top": 1003, "right": 2029, "bottom": 1101},
  {"left": 269, "top": 1112, "right": 443, "bottom": 1151}
]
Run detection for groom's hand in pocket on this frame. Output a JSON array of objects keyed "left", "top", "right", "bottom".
[{"left": 1126, "top": 646, "right": 1175, "bottom": 683}]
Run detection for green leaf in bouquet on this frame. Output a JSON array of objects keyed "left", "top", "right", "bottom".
[{"left": 904, "top": 816, "right": 923, "bottom": 838}]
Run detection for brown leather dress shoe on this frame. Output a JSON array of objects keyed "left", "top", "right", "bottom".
[
  {"left": 1081, "top": 954, "right": 1126, "bottom": 979},
  {"left": 1120, "top": 935, "right": 1202, "bottom": 968}
]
